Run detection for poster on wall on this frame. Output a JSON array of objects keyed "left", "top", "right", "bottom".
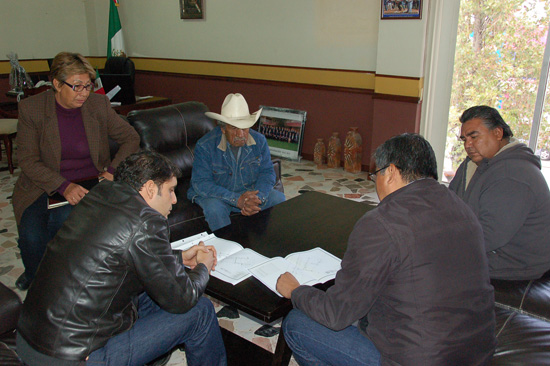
[
  {"left": 381, "top": 0, "right": 422, "bottom": 19},
  {"left": 180, "top": 0, "right": 204, "bottom": 19},
  {"left": 257, "top": 106, "right": 307, "bottom": 161}
]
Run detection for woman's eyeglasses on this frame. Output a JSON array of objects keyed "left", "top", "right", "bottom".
[{"left": 62, "top": 80, "right": 94, "bottom": 92}]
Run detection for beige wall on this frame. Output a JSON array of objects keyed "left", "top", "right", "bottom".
[
  {"left": 2, "top": 0, "right": 428, "bottom": 78},
  {"left": 0, "top": 0, "right": 90, "bottom": 59}
]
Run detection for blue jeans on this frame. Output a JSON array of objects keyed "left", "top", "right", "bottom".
[
  {"left": 17, "top": 193, "right": 73, "bottom": 282},
  {"left": 195, "top": 189, "right": 286, "bottom": 231},
  {"left": 87, "top": 294, "right": 226, "bottom": 366},
  {"left": 283, "top": 309, "right": 381, "bottom": 366}
]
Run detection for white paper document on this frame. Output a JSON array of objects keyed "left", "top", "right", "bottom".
[
  {"left": 171, "top": 233, "right": 341, "bottom": 292},
  {"left": 248, "top": 247, "right": 342, "bottom": 297},
  {"left": 171, "top": 233, "right": 267, "bottom": 285}
]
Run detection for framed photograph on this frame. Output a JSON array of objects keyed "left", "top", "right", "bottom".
[
  {"left": 381, "top": 0, "right": 422, "bottom": 20},
  {"left": 180, "top": 0, "right": 204, "bottom": 19},
  {"left": 257, "top": 106, "right": 307, "bottom": 161}
]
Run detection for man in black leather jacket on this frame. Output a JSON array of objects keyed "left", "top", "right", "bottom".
[{"left": 17, "top": 150, "right": 227, "bottom": 366}]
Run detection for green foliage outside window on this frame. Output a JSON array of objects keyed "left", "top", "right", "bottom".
[{"left": 447, "top": 0, "right": 550, "bottom": 170}]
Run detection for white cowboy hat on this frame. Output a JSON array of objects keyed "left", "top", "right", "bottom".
[{"left": 205, "top": 93, "right": 262, "bottom": 129}]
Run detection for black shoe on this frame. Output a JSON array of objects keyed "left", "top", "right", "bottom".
[
  {"left": 15, "top": 273, "right": 31, "bottom": 291},
  {"left": 145, "top": 351, "right": 172, "bottom": 366}
]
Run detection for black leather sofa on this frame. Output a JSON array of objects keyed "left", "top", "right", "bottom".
[{"left": 126, "top": 101, "right": 284, "bottom": 241}]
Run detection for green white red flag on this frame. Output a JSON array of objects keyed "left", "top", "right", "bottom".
[
  {"left": 107, "top": 0, "right": 126, "bottom": 58},
  {"left": 94, "top": 69, "right": 105, "bottom": 94}
]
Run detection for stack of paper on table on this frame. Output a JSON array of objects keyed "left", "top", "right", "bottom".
[{"left": 171, "top": 232, "right": 342, "bottom": 296}]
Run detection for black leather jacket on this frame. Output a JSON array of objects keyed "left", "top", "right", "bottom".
[{"left": 17, "top": 180, "right": 210, "bottom": 361}]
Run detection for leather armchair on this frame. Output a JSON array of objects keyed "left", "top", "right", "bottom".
[{"left": 126, "top": 102, "right": 284, "bottom": 241}]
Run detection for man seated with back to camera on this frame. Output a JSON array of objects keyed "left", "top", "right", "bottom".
[
  {"left": 277, "top": 133, "right": 496, "bottom": 366},
  {"left": 449, "top": 105, "right": 550, "bottom": 280},
  {"left": 17, "top": 150, "right": 226, "bottom": 366},
  {"left": 187, "top": 93, "right": 286, "bottom": 232}
]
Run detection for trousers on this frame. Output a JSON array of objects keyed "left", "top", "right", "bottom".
[
  {"left": 195, "top": 189, "right": 286, "bottom": 231},
  {"left": 17, "top": 193, "right": 73, "bottom": 281},
  {"left": 87, "top": 294, "right": 227, "bottom": 366},
  {"left": 283, "top": 309, "right": 381, "bottom": 366}
]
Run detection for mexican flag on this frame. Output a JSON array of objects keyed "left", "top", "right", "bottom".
[
  {"left": 107, "top": 0, "right": 126, "bottom": 58},
  {"left": 94, "top": 70, "right": 105, "bottom": 94}
]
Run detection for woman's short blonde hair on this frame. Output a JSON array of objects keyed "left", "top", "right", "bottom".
[{"left": 49, "top": 52, "right": 95, "bottom": 91}]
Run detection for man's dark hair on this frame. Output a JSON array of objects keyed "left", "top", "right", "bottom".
[
  {"left": 373, "top": 133, "right": 438, "bottom": 182},
  {"left": 114, "top": 150, "right": 181, "bottom": 191},
  {"left": 459, "top": 105, "right": 513, "bottom": 138}
]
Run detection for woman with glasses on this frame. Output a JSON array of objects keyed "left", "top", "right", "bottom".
[{"left": 12, "top": 52, "right": 140, "bottom": 290}]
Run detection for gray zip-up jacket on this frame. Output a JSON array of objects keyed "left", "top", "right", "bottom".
[{"left": 449, "top": 142, "right": 550, "bottom": 280}]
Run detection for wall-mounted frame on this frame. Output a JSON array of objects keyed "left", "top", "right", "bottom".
[
  {"left": 180, "top": 0, "right": 204, "bottom": 19},
  {"left": 258, "top": 106, "right": 306, "bottom": 161},
  {"left": 381, "top": 0, "right": 422, "bottom": 20}
]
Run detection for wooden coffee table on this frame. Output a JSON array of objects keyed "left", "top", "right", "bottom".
[{"left": 207, "top": 191, "right": 375, "bottom": 365}]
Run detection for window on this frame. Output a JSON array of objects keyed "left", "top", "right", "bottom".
[{"left": 444, "top": 0, "right": 550, "bottom": 186}]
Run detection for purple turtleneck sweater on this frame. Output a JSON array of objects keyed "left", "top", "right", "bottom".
[{"left": 55, "top": 102, "right": 99, "bottom": 194}]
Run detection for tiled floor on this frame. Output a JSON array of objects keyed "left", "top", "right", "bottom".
[{"left": 0, "top": 157, "right": 378, "bottom": 365}]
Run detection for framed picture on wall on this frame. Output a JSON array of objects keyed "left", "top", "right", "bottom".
[
  {"left": 381, "top": 0, "right": 422, "bottom": 19},
  {"left": 257, "top": 106, "right": 307, "bottom": 161},
  {"left": 180, "top": 0, "right": 204, "bottom": 19}
]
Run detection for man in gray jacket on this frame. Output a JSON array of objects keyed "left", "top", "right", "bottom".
[
  {"left": 277, "top": 134, "right": 495, "bottom": 366},
  {"left": 449, "top": 105, "right": 550, "bottom": 280},
  {"left": 17, "top": 150, "right": 226, "bottom": 366}
]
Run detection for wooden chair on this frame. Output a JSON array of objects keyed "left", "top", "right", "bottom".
[{"left": 0, "top": 119, "right": 18, "bottom": 174}]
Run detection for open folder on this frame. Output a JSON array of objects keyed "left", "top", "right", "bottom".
[{"left": 171, "top": 232, "right": 342, "bottom": 296}]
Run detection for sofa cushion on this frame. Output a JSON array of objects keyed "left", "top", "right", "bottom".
[
  {"left": 492, "top": 307, "right": 550, "bottom": 365},
  {"left": 492, "top": 270, "right": 550, "bottom": 321}
]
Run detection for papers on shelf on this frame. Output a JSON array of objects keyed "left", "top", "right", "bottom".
[
  {"left": 136, "top": 95, "right": 153, "bottom": 101},
  {"left": 171, "top": 232, "right": 342, "bottom": 295}
]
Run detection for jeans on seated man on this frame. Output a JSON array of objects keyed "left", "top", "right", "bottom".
[
  {"left": 277, "top": 133, "right": 496, "bottom": 366},
  {"left": 188, "top": 93, "right": 285, "bottom": 231},
  {"left": 16, "top": 150, "right": 226, "bottom": 366},
  {"left": 449, "top": 105, "right": 550, "bottom": 280}
]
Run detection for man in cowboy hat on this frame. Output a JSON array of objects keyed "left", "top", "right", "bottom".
[{"left": 188, "top": 93, "right": 286, "bottom": 231}]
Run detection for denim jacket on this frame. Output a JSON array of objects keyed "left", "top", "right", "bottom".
[{"left": 187, "top": 127, "right": 275, "bottom": 207}]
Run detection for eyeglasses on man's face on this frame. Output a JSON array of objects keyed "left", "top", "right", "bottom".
[
  {"left": 62, "top": 80, "right": 94, "bottom": 92},
  {"left": 368, "top": 165, "right": 390, "bottom": 182}
]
